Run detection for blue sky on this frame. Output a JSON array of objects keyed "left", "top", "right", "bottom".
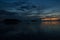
[{"left": 0, "top": 0, "right": 60, "bottom": 17}]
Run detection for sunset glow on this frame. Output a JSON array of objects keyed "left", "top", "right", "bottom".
[{"left": 41, "top": 17, "right": 60, "bottom": 21}]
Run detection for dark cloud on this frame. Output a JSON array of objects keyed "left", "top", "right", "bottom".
[{"left": 0, "top": 0, "right": 60, "bottom": 17}]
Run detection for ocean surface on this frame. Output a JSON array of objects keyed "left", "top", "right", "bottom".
[{"left": 0, "top": 21, "right": 60, "bottom": 40}]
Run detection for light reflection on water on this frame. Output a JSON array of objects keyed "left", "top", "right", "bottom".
[
  {"left": 41, "top": 21, "right": 60, "bottom": 25},
  {"left": 40, "top": 21, "right": 60, "bottom": 34},
  {"left": 1, "top": 21, "right": 60, "bottom": 37}
]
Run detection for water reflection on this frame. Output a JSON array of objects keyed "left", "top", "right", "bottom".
[
  {"left": 1, "top": 21, "right": 60, "bottom": 35},
  {"left": 0, "top": 21, "right": 60, "bottom": 39},
  {"left": 41, "top": 21, "right": 60, "bottom": 25},
  {"left": 40, "top": 21, "right": 60, "bottom": 34}
]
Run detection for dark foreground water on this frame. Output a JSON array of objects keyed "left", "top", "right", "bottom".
[{"left": 0, "top": 21, "right": 60, "bottom": 40}]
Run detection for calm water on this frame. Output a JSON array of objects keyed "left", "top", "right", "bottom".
[
  {"left": 0, "top": 21, "right": 60, "bottom": 40},
  {"left": 40, "top": 21, "right": 60, "bottom": 36}
]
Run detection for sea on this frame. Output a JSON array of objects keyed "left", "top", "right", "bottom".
[{"left": 0, "top": 21, "right": 60, "bottom": 40}]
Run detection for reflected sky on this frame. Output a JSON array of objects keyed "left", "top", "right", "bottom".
[
  {"left": 1, "top": 21, "right": 60, "bottom": 38},
  {"left": 40, "top": 21, "right": 60, "bottom": 34}
]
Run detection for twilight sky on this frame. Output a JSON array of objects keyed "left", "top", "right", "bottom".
[
  {"left": 29, "top": 0, "right": 60, "bottom": 17},
  {"left": 0, "top": 0, "right": 60, "bottom": 17}
]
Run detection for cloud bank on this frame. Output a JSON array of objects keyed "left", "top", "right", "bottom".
[{"left": 0, "top": 0, "right": 60, "bottom": 17}]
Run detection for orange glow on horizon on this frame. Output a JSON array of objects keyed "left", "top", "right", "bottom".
[{"left": 41, "top": 17, "right": 60, "bottom": 20}]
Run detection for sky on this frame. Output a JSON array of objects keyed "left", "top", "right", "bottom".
[
  {"left": 29, "top": 0, "right": 60, "bottom": 17},
  {"left": 0, "top": 0, "right": 60, "bottom": 17}
]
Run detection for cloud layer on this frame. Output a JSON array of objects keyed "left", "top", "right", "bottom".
[{"left": 0, "top": 0, "right": 60, "bottom": 17}]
